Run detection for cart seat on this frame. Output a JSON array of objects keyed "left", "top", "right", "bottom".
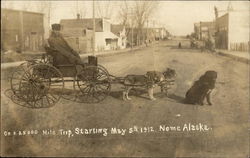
[
  {"left": 44, "top": 46, "right": 78, "bottom": 77},
  {"left": 44, "top": 46, "right": 74, "bottom": 67}
]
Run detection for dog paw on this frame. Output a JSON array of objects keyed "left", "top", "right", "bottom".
[{"left": 127, "top": 97, "right": 132, "bottom": 100}]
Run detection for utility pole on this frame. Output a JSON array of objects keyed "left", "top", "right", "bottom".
[
  {"left": 131, "top": 23, "right": 133, "bottom": 51},
  {"left": 92, "top": 0, "right": 96, "bottom": 56},
  {"left": 77, "top": 0, "right": 79, "bottom": 15},
  {"left": 47, "top": 2, "right": 51, "bottom": 27},
  {"left": 227, "top": 1, "right": 234, "bottom": 12},
  {"left": 130, "top": 7, "right": 133, "bottom": 51},
  {"left": 146, "top": 19, "right": 149, "bottom": 42}
]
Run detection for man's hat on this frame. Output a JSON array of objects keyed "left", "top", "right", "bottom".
[{"left": 51, "top": 24, "right": 61, "bottom": 31}]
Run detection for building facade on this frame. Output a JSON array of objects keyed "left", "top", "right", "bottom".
[
  {"left": 154, "top": 28, "right": 169, "bottom": 40},
  {"left": 125, "top": 27, "right": 168, "bottom": 47},
  {"left": 1, "top": 8, "right": 44, "bottom": 52},
  {"left": 193, "top": 21, "right": 215, "bottom": 40},
  {"left": 111, "top": 25, "right": 127, "bottom": 49},
  {"left": 200, "top": 21, "right": 215, "bottom": 40},
  {"left": 60, "top": 18, "right": 120, "bottom": 52},
  {"left": 215, "top": 11, "right": 249, "bottom": 51},
  {"left": 60, "top": 17, "right": 93, "bottom": 53},
  {"left": 215, "top": 14, "right": 228, "bottom": 49},
  {"left": 193, "top": 23, "right": 201, "bottom": 39}
]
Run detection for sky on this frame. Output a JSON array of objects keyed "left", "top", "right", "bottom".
[{"left": 2, "top": 1, "right": 249, "bottom": 36}]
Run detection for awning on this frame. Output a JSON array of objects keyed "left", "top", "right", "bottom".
[{"left": 103, "top": 31, "right": 119, "bottom": 39}]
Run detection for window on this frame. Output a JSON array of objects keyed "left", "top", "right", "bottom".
[
  {"left": 105, "top": 39, "right": 111, "bottom": 46},
  {"left": 15, "top": 35, "right": 18, "bottom": 42},
  {"left": 25, "top": 36, "right": 29, "bottom": 47},
  {"left": 82, "top": 29, "right": 86, "bottom": 36},
  {"left": 201, "top": 27, "right": 208, "bottom": 31}
]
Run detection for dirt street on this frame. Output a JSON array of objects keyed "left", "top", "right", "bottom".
[{"left": 1, "top": 39, "right": 249, "bottom": 157}]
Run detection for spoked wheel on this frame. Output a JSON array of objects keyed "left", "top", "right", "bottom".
[
  {"left": 10, "top": 62, "right": 31, "bottom": 107},
  {"left": 76, "top": 65, "right": 111, "bottom": 103},
  {"left": 11, "top": 63, "right": 64, "bottom": 108},
  {"left": 98, "top": 64, "right": 109, "bottom": 74}
]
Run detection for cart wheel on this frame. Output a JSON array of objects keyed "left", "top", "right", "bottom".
[
  {"left": 76, "top": 65, "right": 111, "bottom": 103},
  {"left": 10, "top": 62, "right": 30, "bottom": 106},
  {"left": 98, "top": 64, "right": 109, "bottom": 74},
  {"left": 10, "top": 63, "right": 27, "bottom": 95},
  {"left": 11, "top": 63, "right": 64, "bottom": 108}
]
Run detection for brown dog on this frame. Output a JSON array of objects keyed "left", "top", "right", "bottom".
[
  {"left": 185, "top": 71, "right": 217, "bottom": 105},
  {"left": 122, "top": 68, "right": 177, "bottom": 100}
]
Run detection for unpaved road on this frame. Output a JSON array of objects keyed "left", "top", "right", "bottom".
[{"left": 1, "top": 39, "right": 249, "bottom": 157}]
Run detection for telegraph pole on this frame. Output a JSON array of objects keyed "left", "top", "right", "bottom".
[
  {"left": 92, "top": 0, "right": 96, "bottom": 56},
  {"left": 130, "top": 8, "right": 133, "bottom": 51},
  {"left": 131, "top": 24, "right": 133, "bottom": 51},
  {"left": 77, "top": 0, "right": 79, "bottom": 15},
  {"left": 146, "top": 19, "right": 149, "bottom": 42}
]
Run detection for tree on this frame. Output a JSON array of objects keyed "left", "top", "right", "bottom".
[
  {"left": 1, "top": 1, "right": 14, "bottom": 9},
  {"left": 34, "top": 1, "right": 55, "bottom": 38},
  {"left": 214, "top": 6, "right": 218, "bottom": 19},
  {"left": 36, "top": 1, "right": 53, "bottom": 24},
  {"left": 96, "top": 0, "right": 118, "bottom": 19},
  {"left": 117, "top": 1, "right": 130, "bottom": 26},
  {"left": 134, "top": 1, "right": 159, "bottom": 45},
  {"left": 118, "top": 1, "right": 159, "bottom": 45},
  {"left": 71, "top": 1, "right": 87, "bottom": 19},
  {"left": 21, "top": 1, "right": 32, "bottom": 11}
]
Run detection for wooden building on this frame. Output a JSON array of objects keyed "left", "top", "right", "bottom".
[
  {"left": 1, "top": 8, "right": 44, "bottom": 52},
  {"left": 215, "top": 11, "right": 249, "bottom": 51},
  {"left": 60, "top": 17, "right": 94, "bottom": 53},
  {"left": 60, "top": 17, "right": 119, "bottom": 52},
  {"left": 111, "top": 24, "right": 127, "bottom": 49},
  {"left": 193, "top": 21, "right": 215, "bottom": 40}
]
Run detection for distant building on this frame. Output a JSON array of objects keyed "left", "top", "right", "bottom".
[
  {"left": 125, "top": 28, "right": 153, "bottom": 47},
  {"left": 215, "top": 11, "right": 249, "bottom": 51},
  {"left": 111, "top": 24, "right": 127, "bottom": 49},
  {"left": 193, "top": 21, "right": 215, "bottom": 40},
  {"left": 1, "top": 8, "right": 44, "bottom": 52},
  {"left": 125, "top": 27, "right": 169, "bottom": 47},
  {"left": 60, "top": 18, "right": 119, "bottom": 52},
  {"left": 125, "top": 28, "right": 137, "bottom": 47},
  {"left": 60, "top": 16, "right": 93, "bottom": 53},
  {"left": 193, "top": 23, "right": 201, "bottom": 39},
  {"left": 146, "top": 28, "right": 158, "bottom": 42},
  {"left": 200, "top": 21, "right": 215, "bottom": 40},
  {"left": 154, "top": 27, "right": 169, "bottom": 40}
]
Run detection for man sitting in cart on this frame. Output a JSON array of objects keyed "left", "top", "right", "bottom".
[{"left": 46, "top": 24, "right": 85, "bottom": 72}]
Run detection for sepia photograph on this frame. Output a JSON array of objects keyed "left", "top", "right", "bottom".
[{"left": 1, "top": 0, "right": 249, "bottom": 157}]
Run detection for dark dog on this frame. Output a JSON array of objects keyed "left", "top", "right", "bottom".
[{"left": 185, "top": 71, "right": 217, "bottom": 105}]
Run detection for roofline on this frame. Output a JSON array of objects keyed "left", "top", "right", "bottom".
[
  {"left": 2, "top": 8, "right": 44, "bottom": 15},
  {"left": 60, "top": 18, "right": 104, "bottom": 22},
  {"left": 218, "top": 13, "right": 229, "bottom": 19},
  {"left": 200, "top": 21, "right": 214, "bottom": 24},
  {"left": 111, "top": 24, "right": 125, "bottom": 26}
]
